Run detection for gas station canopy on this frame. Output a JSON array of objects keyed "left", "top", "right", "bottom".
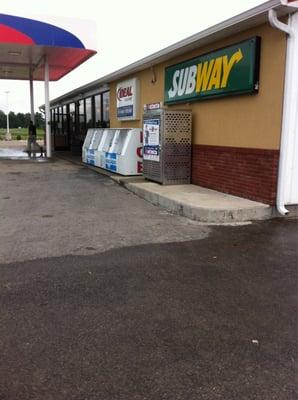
[
  {"left": 0, "top": 13, "right": 97, "bottom": 157},
  {"left": 0, "top": 13, "right": 97, "bottom": 81}
]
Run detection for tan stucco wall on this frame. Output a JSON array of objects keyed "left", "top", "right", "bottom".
[{"left": 110, "top": 23, "right": 286, "bottom": 150}]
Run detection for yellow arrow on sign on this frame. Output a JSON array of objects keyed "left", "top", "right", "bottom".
[{"left": 221, "top": 48, "right": 243, "bottom": 88}]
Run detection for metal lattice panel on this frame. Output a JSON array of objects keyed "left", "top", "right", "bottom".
[
  {"left": 164, "top": 143, "right": 191, "bottom": 156},
  {"left": 163, "top": 111, "right": 192, "bottom": 184},
  {"left": 164, "top": 160, "right": 191, "bottom": 184},
  {"left": 142, "top": 109, "right": 192, "bottom": 185},
  {"left": 164, "top": 112, "right": 192, "bottom": 144},
  {"left": 143, "top": 159, "right": 162, "bottom": 182}
]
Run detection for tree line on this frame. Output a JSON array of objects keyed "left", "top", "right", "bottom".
[{"left": 0, "top": 110, "right": 45, "bottom": 129}]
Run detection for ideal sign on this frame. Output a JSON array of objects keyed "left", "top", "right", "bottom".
[
  {"left": 117, "top": 78, "right": 140, "bottom": 120},
  {"left": 164, "top": 37, "right": 260, "bottom": 104}
]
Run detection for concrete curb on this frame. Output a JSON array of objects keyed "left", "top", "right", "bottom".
[{"left": 121, "top": 181, "right": 273, "bottom": 223}]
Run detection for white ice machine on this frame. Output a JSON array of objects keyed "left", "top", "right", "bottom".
[
  {"left": 82, "top": 129, "right": 104, "bottom": 165},
  {"left": 83, "top": 128, "right": 143, "bottom": 175}
]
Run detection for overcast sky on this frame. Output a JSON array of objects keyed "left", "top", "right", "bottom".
[{"left": 0, "top": 0, "right": 265, "bottom": 113}]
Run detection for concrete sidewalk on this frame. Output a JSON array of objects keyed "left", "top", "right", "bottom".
[
  {"left": 119, "top": 180, "right": 272, "bottom": 223},
  {"left": 55, "top": 152, "right": 272, "bottom": 223}
]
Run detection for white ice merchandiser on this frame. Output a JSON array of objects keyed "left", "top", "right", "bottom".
[
  {"left": 82, "top": 128, "right": 95, "bottom": 163},
  {"left": 142, "top": 109, "right": 192, "bottom": 184},
  {"left": 82, "top": 128, "right": 104, "bottom": 165},
  {"left": 105, "top": 128, "right": 142, "bottom": 175},
  {"left": 83, "top": 128, "right": 142, "bottom": 175},
  {"left": 96, "top": 129, "right": 118, "bottom": 169}
]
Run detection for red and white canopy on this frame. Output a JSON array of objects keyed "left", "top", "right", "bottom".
[{"left": 0, "top": 13, "right": 97, "bottom": 81}]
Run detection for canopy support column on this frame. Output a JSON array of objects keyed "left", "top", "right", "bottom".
[
  {"left": 29, "top": 69, "right": 35, "bottom": 124},
  {"left": 44, "top": 54, "right": 51, "bottom": 158}
]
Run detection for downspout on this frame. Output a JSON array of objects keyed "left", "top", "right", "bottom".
[{"left": 268, "top": 9, "right": 293, "bottom": 215}]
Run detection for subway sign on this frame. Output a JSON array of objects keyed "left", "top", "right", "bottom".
[{"left": 164, "top": 37, "right": 260, "bottom": 104}]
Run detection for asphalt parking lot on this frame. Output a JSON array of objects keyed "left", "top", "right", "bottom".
[{"left": 0, "top": 157, "right": 297, "bottom": 399}]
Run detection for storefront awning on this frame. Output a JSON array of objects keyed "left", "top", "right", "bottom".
[{"left": 0, "top": 13, "right": 97, "bottom": 81}]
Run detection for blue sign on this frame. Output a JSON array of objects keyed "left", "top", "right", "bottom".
[
  {"left": 86, "top": 149, "right": 95, "bottom": 165},
  {"left": 117, "top": 105, "right": 133, "bottom": 118},
  {"left": 144, "top": 146, "right": 159, "bottom": 156},
  {"left": 105, "top": 152, "right": 117, "bottom": 172}
]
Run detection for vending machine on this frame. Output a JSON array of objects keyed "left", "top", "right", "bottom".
[{"left": 142, "top": 109, "right": 192, "bottom": 184}]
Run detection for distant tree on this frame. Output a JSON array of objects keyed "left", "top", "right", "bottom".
[
  {"left": 0, "top": 110, "right": 45, "bottom": 129},
  {"left": 8, "top": 111, "right": 17, "bottom": 128},
  {"left": 35, "top": 112, "right": 45, "bottom": 129},
  {"left": 16, "top": 112, "right": 26, "bottom": 128},
  {"left": 0, "top": 110, "right": 6, "bottom": 128}
]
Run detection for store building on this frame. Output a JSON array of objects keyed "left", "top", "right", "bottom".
[{"left": 48, "top": 0, "right": 298, "bottom": 214}]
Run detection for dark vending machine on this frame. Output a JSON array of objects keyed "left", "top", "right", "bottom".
[{"left": 142, "top": 109, "right": 192, "bottom": 184}]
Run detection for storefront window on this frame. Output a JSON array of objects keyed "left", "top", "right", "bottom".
[
  {"left": 62, "top": 105, "right": 68, "bottom": 135},
  {"left": 50, "top": 90, "right": 110, "bottom": 147},
  {"left": 95, "top": 94, "right": 101, "bottom": 127},
  {"left": 69, "top": 103, "right": 75, "bottom": 114},
  {"left": 55, "top": 107, "right": 60, "bottom": 135},
  {"left": 78, "top": 99, "right": 86, "bottom": 136},
  {"left": 94, "top": 91, "right": 110, "bottom": 128},
  {"left": 85, "top": 97, "right": 93, "bottom": 129},
  {"left": 59, "top": 107, "right": 63, "bottom": 135},
  {"left": 102, "top": 91, "right": 110, "bottom": 127},
  {"left": 53, "top": 108, "right": 58, "bottom": 136},
  {"left": 50, "top": 109, "right": 54, "bottom": 131},
  {"left": 79, "top": 100, "right": 84, "bottom": 116},
  {"left": 68, "top": 103, "right": 75, "bottom": 139}
]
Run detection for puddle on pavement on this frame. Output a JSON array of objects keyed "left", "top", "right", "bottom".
[
  {"left": 0, "top": 147, "right": 47, "bottom": 161},
  {"left": 0, "top": 148, "right": 29, "bottom": 159}
]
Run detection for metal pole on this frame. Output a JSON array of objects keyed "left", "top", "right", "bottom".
[
  {"left": 44, "top": 55, "right": 51, "bottom": 158},
  {"left": 29, "top": 70, "right": 35, "bottom": 124},
  {"left": 5, "top": 91, "right": 11, "bottom": 141}
]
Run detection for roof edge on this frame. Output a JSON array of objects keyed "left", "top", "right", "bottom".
[
  {"left": 100, "top": 0, "right": 283, "bottom": 81},
  {"left": 49, "top": 0, "right": 292, "bottom": 107}
]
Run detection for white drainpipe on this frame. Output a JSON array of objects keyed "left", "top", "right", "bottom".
[{"left": 268, "top": 8, "right": 296, "bottom": 215}]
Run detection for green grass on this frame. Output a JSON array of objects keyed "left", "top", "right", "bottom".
[{"left": 0, "top": 128, "right": 44, "bottom": 141}]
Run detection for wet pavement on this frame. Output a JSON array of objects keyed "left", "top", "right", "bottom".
[
  {"left": 0, "top": 157, "right": 297, "bottom": 399},
  {"left": 0, "top": 141, "right": 45, "bottom": 160},
  {"left": 0, "top": 147, "right": 30, "bottom": 159}
]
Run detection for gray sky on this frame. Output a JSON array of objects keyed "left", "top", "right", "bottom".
[{"left": 0, "top": 0, "right": 265, "bottom": 113}]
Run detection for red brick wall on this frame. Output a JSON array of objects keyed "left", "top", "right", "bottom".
[{"left": 192, "top": 145, "right": 280, "bottom": 205}]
